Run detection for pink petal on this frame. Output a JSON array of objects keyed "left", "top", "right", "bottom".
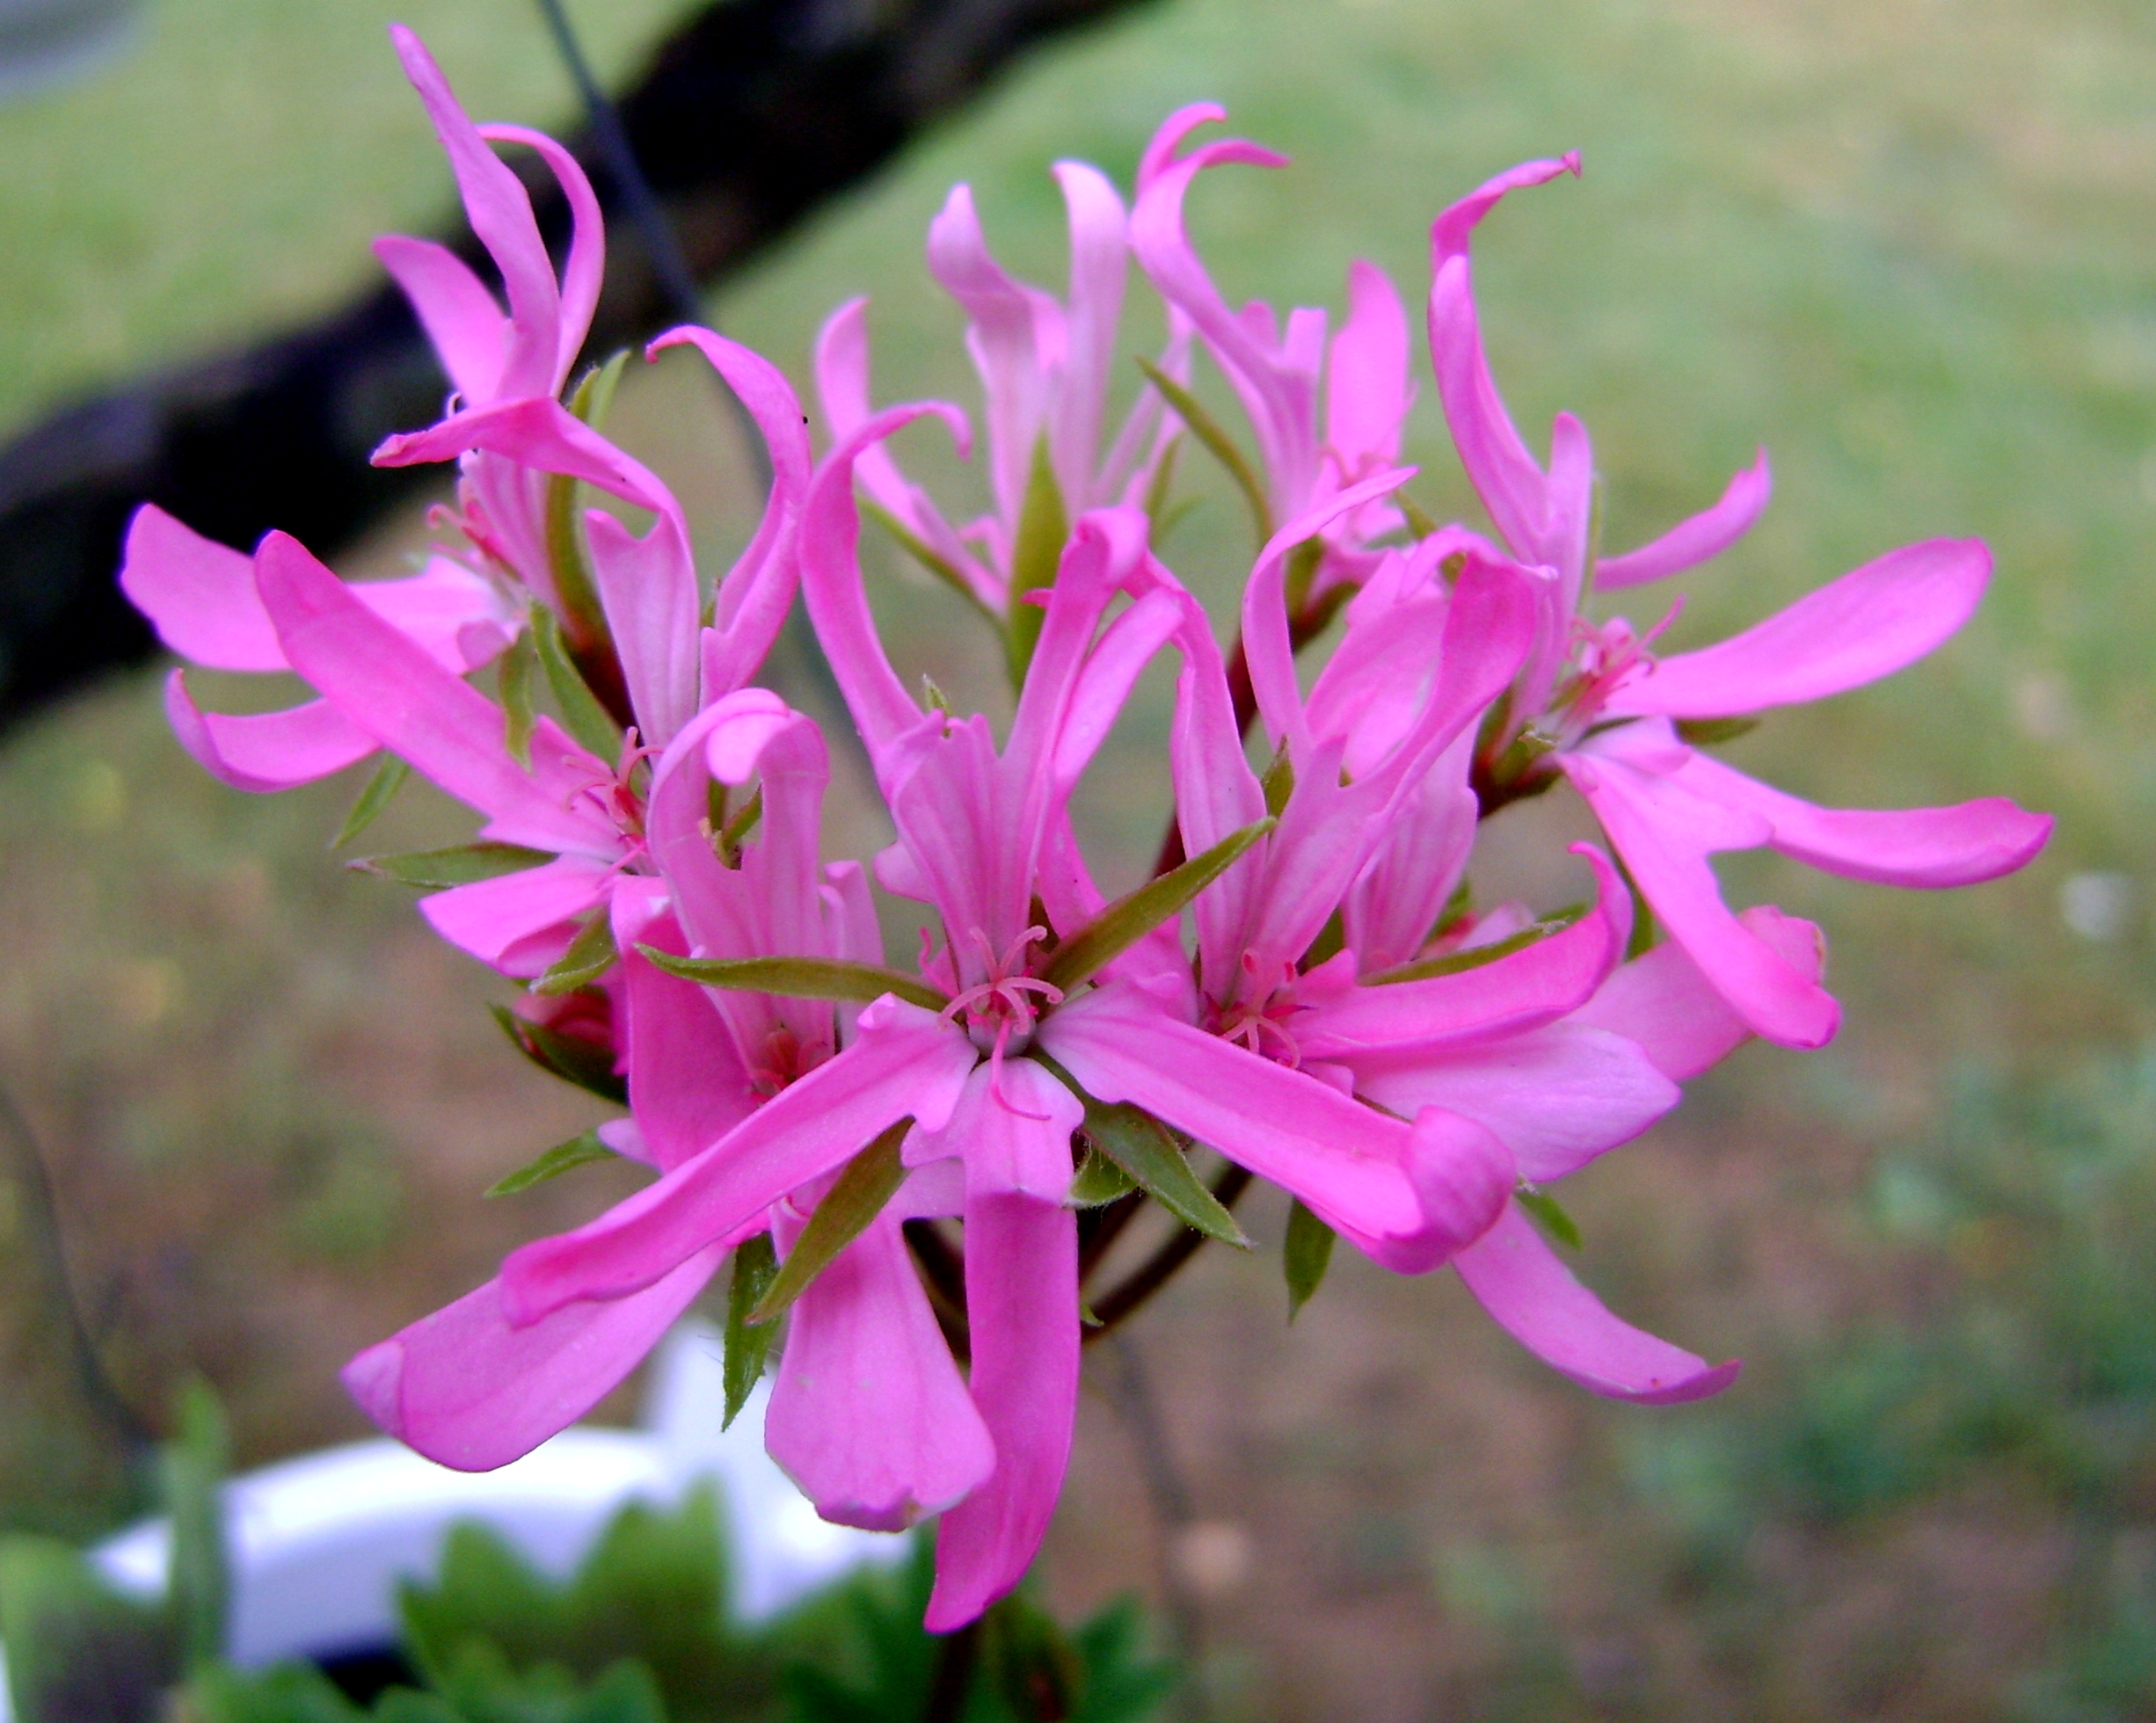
[
  {"left": 252, "top": 531, "right": 618, "bottom": 855},
  {"left": 480, "top": 122, "right": 604, "bottom": 389},
  {"left": 911, "top": 1062, "right": 1081, "bottom": 1201},
  {"left": 585, "top": 508, "right": 702, "bottom": 746},
  {"left": 1333, "top": 1105, "right": 1514, "bottom": 1274},
  {"left": 1048, "top": 160, "right": 1128, "bottom": 505},
  {"left": 766, "top": 1210, "right": 994, "bottom": 1531},
  {"left": 373, "top": 396, "right": 677, "bottom": 523},
  {"left": 354, "top": 554, "right": 519, "bottom": 672},
  {"left": 1603, "top": 538, "right": 1992, "bottom": 719},
  {"left": 342, "top": 1247, "right": 725, "bottom": 1472},
  {"left": 1426, "top": 254, "right": 1547, "bottom": 553},
  {"left": 1351, "top": 1023, "right": 1678, "bottom": 1186},
  {"left": 419, "top": 853, "right": 615, "bottom": 977},
  {"left": 1594, "top": 450, "right": 1771, "bottom": 589},
  {"left": 499, "top": 1002, "right": 978, "bottom": 1324},
  {"left": 389, "top": 26, "right": 560, "bottom": 400},
  {"left": 164, "top": 670, "right": 375, "bottom": 791},
  {"left": 1300, "top": 845, "right": 1628, "bottom": 1058},
  {"left": 1326, "top": 259, "right": 1410, "bottom": 472},
  {"left": 374, "top": 235, "right": 509, "bottom": 405},
  {"left": 1034, "top": 982, "right": 1423, "bottom": 1243},
  {"left": 1562, "top": 749, "right": 1839, "bottom": 1049},
  {"left": 1672, "top": 748, "right": 2052, "bottom": 888},
  {"left": 1431, "top": 152, "right": 1583, "bottom": 265},
  {"left": 926, "top": 1194, "right": 1078, "bottom": 1629},
  {"left": 120, "top": 505, "right": 285, "bottom": 672},
  {"left": 1570, "top": 905, "right": 1824, "bottom": 1080},
  {"left": 1453, "top": 1203, "right": 1739, "bottom": 1404}
]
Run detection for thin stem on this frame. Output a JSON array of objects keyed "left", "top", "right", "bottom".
[
  {"left": 1103, "top": 1335, "right": 1209, "bottom": 1719},
  {"left": 1082, "top": 1166, "right": 1252, "bottom": 1341},
  {"left": 1077, "top": 1189, "right": 1147, "bottom": 1281},
  {"left": 925, "top": 1616, "right": 983, "bottom": 1722}
]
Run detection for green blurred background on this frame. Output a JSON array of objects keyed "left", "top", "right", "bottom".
[{"left": 1, "top": 0, "right": 2152, "bottom": 1716}]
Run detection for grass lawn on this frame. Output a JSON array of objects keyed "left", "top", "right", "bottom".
[{"left": 3, "top": 0, "right": 2155, "bottom": 1715}]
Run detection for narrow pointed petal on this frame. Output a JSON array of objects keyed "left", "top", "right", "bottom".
[
  {"left": 1427, "top": 255, "right": 1546, "bottom": 552},
  {"left": 389, "top": 25, "right": 560, "bottom": 399},
  {"left": 120, "top": 505, "right": 285, "bottom": 672},
  {"left": 926, "top": 1194, "right": 1078, "bottom": 1629},
  {"left": 1604, "top": 538, "right": 1992, "bottom": 718},
  {"left": 1327, "top": 260, "right": 1410, "bottom": 471},
  {"left": 1352, "top": 1024, "right": 1678, "bottom": 1186},
  {"left": 1672, "top": 749, "right": 2052, "bottom": 888},
  {"left": 1431, "top": 153, "right": 1583, "bottom": 264},
  {"left": 479, "top": 123, "right": 604, "bottom": 387},
  {"left": 499, "top": 1001, "right": 977, "bottom": 1324},
  {"left": 1594, "top": 450, "right": 1771, "bottom": 589},
  {"left": 419, "top": 853, "right": 614, "bottom": 977},
  {"left": 374, "top": 234, "right": 509, "bottom": 404},
  {"left": 253, "top": 532, "right": 618, "bottom": 855},
  {"left": 373, "top": 395, "right": 676, "bottom": 523},
  {"left": 1454, "top": 1203, "right": 1739, "bottom": 1404},
  {"left": 586, "top": 508, "right": 701, "bottom": 746},
  {"left": 614, "top": 906, "right": 761, "bottom": 1170},
  {"left": 1570, "top": 905, "right": 1824, "bottom": 1080},
  {"left": 767, "top": 1211, "right": 994, "bottom": 1531},
  {"left": 1562, "top": 750, "right": 1839, "bottom": 1048},
  {"left": 342, "top": 1247, "right": 725, "bottom": 1472},
  {"left": 1049, "top": 160, "right": 1129, "bottom": 504},
  {"left": 164, "top": 671, "right": 375, "bottom": 791},
  {"left": 1036, "top": 982, "right": 1423, "bottom": 1242},
  {"left": 914, "top": 1062, "right": 1082, "bottom": 1201}
]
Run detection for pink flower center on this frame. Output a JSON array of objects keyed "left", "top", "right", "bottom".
[{"left": 940, "top": 925, "right": 1064, "bottom": 1060}]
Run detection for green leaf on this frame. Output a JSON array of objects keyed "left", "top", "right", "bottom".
[
  {"left": 1283, "top": 1197, "right": 1337, "bottom": 1322},
  {"left": 1038, "top": 818, "right": 1274, "bottom": 995},
  {"left": 161, "top": 1376, "right": 230, "bottom": 1669},
  {"left": 1366, "top": 905, "right": 1588, "bottom": 985},
  {"left": 498, "top": 627, "right": 540, "bottom": 768},
  {"left": 541, "top": 360, "right": 628, "bottom": 658},
  {"left": 1137, "top": 355, "right": 1274, "bottom": 544},
  {"left": 189, "top": 1659, "right": 368, "bottom": 1722},
  {"left": 0, "top": 1536, "right": 175, "bottom": 1722},
  {"left": 351, "top": 842, "right": 555, "bottom": 889},
  {"left": 982, "top": 1589, "right": 1084, "bottom": 1721},
  {"left": 1261, "top": 746, "right": 1295, "bottom": 818},
  {"left": 1036, "top": 1058, "right": 1249, "bottom": 1248},
  {"left": 1005, "top": 435, "right": 1070, "bottom": 687},
  {"left": 531, "top": 605, "right": 624, "bottom": 765},
  {"left": 637, "top": 949, "right": 951, "bottom": 1014},
  {"left": 1675, "top": 716, "right": 1761, "bottom": 747},
  {"left": 749, "top": 1121, "right": 913, "bottom": 1325},
  {"left": 1069, "top": 1145, "right": 1139, "bottom": 1207},
  {"left": 724, "top": 1233, "right": 781, "bottom": 1429},
  {"left": 536, "top": 913, "right": 620, "bottom": 996},
  {"left": 1140, "top": 437, "right": 1180, "bottom": 532},
  {"left": 1398, "top": 490, "right": 1442, "bottom": 541},
  {"left": 570, "top": 349, "right": 630, "bottom": 432},
  {"left": 860, "top": 500, "right": 999, "bottom": 626},
  {"left": 330, "top": 755, "right": 410, "bottom": 849},
  {"left": 491, "top": 1004, "right": 628, "bottom": 1106},
  {"left": 1517, "top": 1185, "right": 1584, "bottom": 1253},
  {"left": 485, "top": 1130, "right": 620, "bottom": 1198}
]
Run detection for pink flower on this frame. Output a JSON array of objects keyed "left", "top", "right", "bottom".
[
  {"left": 813, "top": 145, "right": 1186, "bottom": 633},
  {"left": 1427, "top": 155, "right": 2051, "bottom": 1048},
  {"left": 1131, "top": 105, "right": 1414, "bottom": 592}
]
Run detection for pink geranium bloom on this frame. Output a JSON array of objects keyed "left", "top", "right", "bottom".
[
  {"left": 813, "top": 144, "right": 1186, "bottom": 621},
  {"left": 1426, "top": 154, "right": 2051, "bottom": 1049},
  {"left": 1130, "top": 105, "right": 1413, "bottom": 593}
]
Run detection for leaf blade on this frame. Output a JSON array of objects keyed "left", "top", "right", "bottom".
[
  {"left": 1037, "top": 1057, "right": 1249, "bottom": 1249},
  {"left": 1365, "top": 905, "right": 1587, "bottom": 985},
  {"left": 484, "top": 1130, "right": 620, "bottom": 1198},
  {"left": 350, "top": 841, "right": 556, "bottom": 889},
  {"left": 1137, "top": 355, "right": 1275, "bottom": 544},
  {"left": 723, "top": 1233, "right": 780, "bottom": 1429},
  {"left": 331, "top": 755, "right": 410, "bottom": 849},
  {"left": 747, "top": 1119, "right": 914, "bottom": 1325},
  {"left": 1283, "top": 1197, "right": 1337, "bottom": 1322},
  {"left": 535, "top": 912, "right": 619, "bottom": 995},
  {"left": 1038, "top": 817, "right": 1274, "bottom": 995},
  {"left": 531, "top": 603, "right": 623, "bottom": 764},
  {"left": 490, "top": 1003, "right": 628, "bottom": 1106},
  {"left": 637, "top": 949, "right": 951, "bottom": 1014}
]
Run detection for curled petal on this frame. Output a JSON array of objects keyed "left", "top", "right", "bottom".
[
  {"left": 1604, "top": 538, "right": 1992, "bottom": 719},
  {"left": 1454, "top": 1203, "right": 1739, "bottom": 1404},
  {"left": 342, "top": 1247, "right": 725, "bottom": 1472},
  {"left": 1595, "top": 450, "right": 1771, "bottom": 590},
  {"left": 375, "top": 235, "right": 507, "bottom": 405},
  {"left": 419, "top": 853, "right": 614, "bottom": 978},
  {"left": 1336, "top": 1105, "right": 1514, "bottom": 1275},
  {"left": 480, "top": 122, "right": 604, "bottom": 389},
  {"left": 164, "top": 671, "right": 375, "bottom": 791},
  {"left": 121, "top": 505, "right": 284, "bottom": 672}
]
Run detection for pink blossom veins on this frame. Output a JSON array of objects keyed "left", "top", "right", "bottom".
[{"left": 120, "top": 30, "right": 2051, "bottom": 1632}]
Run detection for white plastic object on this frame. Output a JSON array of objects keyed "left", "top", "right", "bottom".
[{"left": 0, "top": 1319, "right": 901, "bottom": 1704}]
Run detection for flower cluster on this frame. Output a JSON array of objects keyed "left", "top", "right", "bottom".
[{"left": 120, "top": 33, "right": 2050, "bottom": 1632}]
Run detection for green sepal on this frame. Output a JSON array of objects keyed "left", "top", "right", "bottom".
[
  {"left": 637, "top": 949, "right": 951, "bottom": 1014},
  {"left": 498, "top": 627, "right": 540, "bottom": 768},
  {"left": 715, "top": 784, "right": 762, "bottom": 865},
  {"left": 1069, "top": 1145, "right": 1139, "bottom": 1206},
  {"left": 571, "top": 348, "right": 630, "bottom": 431},
  {"left": 350, "top": 841, "right": 555, "bottom": 889},
  {"left": 531, "top": 604, "right": 624, "bottom": 765},
  {"left": 1300, "top": 907, "right": 1346, "bottom": 972},
  {"left": 161, "top": 1376, "right": 231, "bottom": 1669},
  {"left": 1283, "top": 1197, "right": 1337, "bottom": 1323},
  {"left": 723, "top": 1233, "right": 780, "bottom": 1429},
  {"left": 1038, "top": 817, "right": 1274, "bottom": 995},
  {"left": 861, "top": 498, "right": 999, "bottom": 626},
  {"left": 1398, "top": 491, "right": 1442, "bottom": 540},
  {"left": 1675, "top": 716, "right": 1761, "bottom": 747},
  {"left": 1517, "top": 1185, "right": 1584, "bottom": 1253},
  {"left": 748, "top": 1120, "right": 913, "bottom": 1325},
  {"left": 541, "top": 351, "right": 630, "bottom": 656},
  {"left": 1366, "top": 904, "right": 1589, "bottom": 985},
  {"left": 490, "top": 1003, "right": 629, "bottom": 1106},
  {"left": 330, "top": 754, "right": 410, "bottom": 849},
  {"left": 484, "top": 1130, "right": 620, "bottom": 1198},
  {"left": 1137, "top": 355, "right": 1274, "bottom": 544},
  {"left": 1261, "top": 747, "right": 1295, "bottom": 818},
  {"left": 535, "top": 912, "right": 619, "bottom": 996},
  {"left": 1005, "top": 434, "right": 1070, "bottom": 688},
  {"left": 1037, "top": 1056, "right": 1249, "bottom": 1248}
]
